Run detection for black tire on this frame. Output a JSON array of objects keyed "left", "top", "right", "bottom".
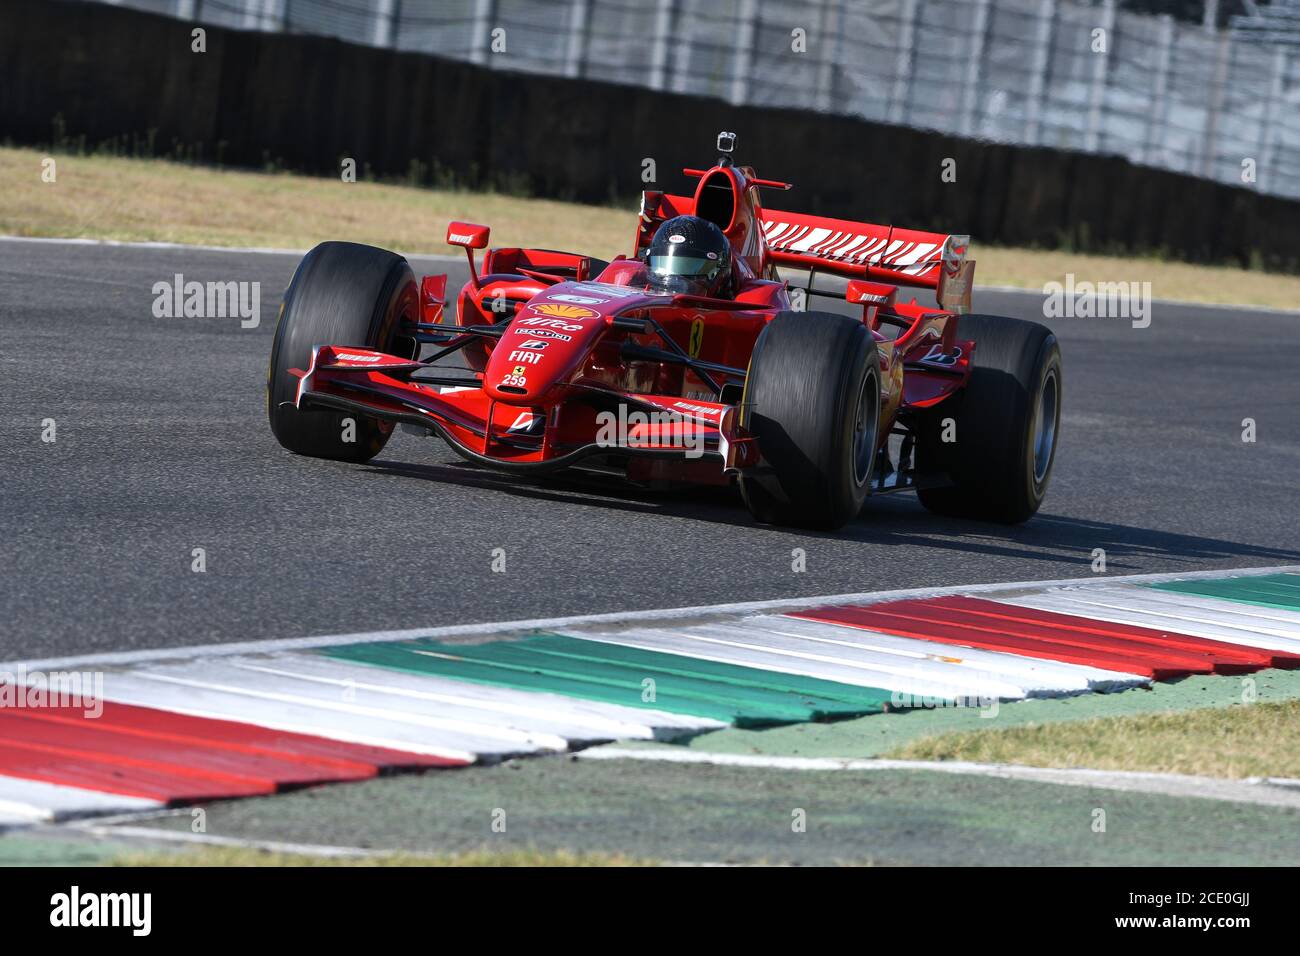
[
  {"left": 267, "top": 241, "right": 418, "bottom": 462},
  {"left": 915, "top": 314, "right": 1062, "bottom": 523},
  {"left": 738, "top": 311, "right": 881, "bottom": 529}
]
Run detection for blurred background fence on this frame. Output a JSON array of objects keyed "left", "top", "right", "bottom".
[
  {"left": 9, "top": 0, "right": 1300, "bottom": 268},
  {"left": 95, "top": 0, "right": 1300, "bottom": 200}
]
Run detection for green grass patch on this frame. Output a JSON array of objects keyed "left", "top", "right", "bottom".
[{"left": 884, "top": 699, "right": 1300, "bottom": 779}]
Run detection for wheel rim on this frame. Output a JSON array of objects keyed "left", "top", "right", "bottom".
[
  {"left": 851, "top": 370, "right": 879, "bottom": 486},
  {"left": 1032, "top": 367, "right": 1059, "bottom": 484}
]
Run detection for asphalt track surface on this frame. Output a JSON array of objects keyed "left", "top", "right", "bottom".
[{"left": 3, "top": 238, "right": 1299, "bottom": 659}]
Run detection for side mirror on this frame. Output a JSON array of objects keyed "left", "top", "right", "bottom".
[
  {"left": 846, "top": 280, "right": 898, "bottom": 332},
  {"left": 447, "top": 221, "right": 490, "bottom": 290},
  {"left": 446, "top": 221, "right": 490, "bottom": 250},
  {"left": 846, "top": 280, "right": 897, "bottom": 309}
]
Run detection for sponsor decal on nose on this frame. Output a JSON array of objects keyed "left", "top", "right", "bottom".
[{"left": 531, "top": 303, "right": 597, "bottom": 319}]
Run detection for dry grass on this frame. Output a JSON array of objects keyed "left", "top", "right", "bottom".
[
  {"left": 4, "top": 146, "right": 1298, "bottom": 310},
  {"left": 884, "top": 700, "right": 1300, "bottom": 780},
  {"left": 0, "top": 147, "right": 633, "bottom": 259},
  {"left": 973, "top": 247, "right": 1300, "bottom": 310}
]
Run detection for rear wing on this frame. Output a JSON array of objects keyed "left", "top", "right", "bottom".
[{"left": 761, "top": 208, "right": 970, "bottom": 303}]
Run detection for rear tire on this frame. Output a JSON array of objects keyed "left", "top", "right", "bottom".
[
  {"left": 915, "top": 313, "right": 1062, "bottom": 523},
  {"left": 739, "top": 311, "right": 881, "bottom": 529},
  {"left": 267, "top": 241, "right": 418, "bottom": 462}
]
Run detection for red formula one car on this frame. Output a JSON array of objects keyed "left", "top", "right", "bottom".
[{"left": 267, "top": 133, "right": 1061, "bottom": 529}]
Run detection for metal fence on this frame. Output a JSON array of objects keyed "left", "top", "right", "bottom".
[{"left": 96, "top": 0, "right": 1300, "bottom": 199}]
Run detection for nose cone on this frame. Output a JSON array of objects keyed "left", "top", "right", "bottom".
[{"left": 483, "top": 299, "right": 606, "bottom": 404}]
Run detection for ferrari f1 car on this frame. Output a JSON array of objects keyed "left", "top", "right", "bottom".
[{"left": 267, "top": 133, "right": 1061, "bottom": 530}]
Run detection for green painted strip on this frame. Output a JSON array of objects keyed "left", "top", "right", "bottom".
[
  {"left": 319, "top": 633, "right": 889, "bottom": 727},
  {"left": 524, "top": 633, "right": 893, "bottom": 705},
  {"left": 1148, "top": 573, "right": 1300, "bottom": 612},
  {"left": 406, "top": 641, "right": 823, "bottom": 722},
  {"left": 321, "top": 642, "right": 755, "bottom": 724},
  {"left": 501, "top": 633, "right": 892, "bottom": 712},
  {"left": 398, "top": 639, "right": 859, "bottom": 720}
]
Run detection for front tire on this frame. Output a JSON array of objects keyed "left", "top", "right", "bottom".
[
  {"left": 739, "top": 311, "right": 881, "bottom": 529},
  {"left": 916, "top": 313, "right": 1062, "bottom": 523},
  {"left": 267, "top": 241, "right": 418, "bottom": 462}
]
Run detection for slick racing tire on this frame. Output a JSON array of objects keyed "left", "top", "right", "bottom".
[
  {"left": 267, "top": 241, "right": 418, "bottom": 463},
  {"left": 738, "top": 310, "right": 881, "bottom": 530},
  {"left": 915, "top": 314, "right": 1062, "bottom": 524}
]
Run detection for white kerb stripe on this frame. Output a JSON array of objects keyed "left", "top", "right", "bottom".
[
  {"left": 98, "top": 672, "right": 478, "bottom": 762},
  {"left": 999, "top": 590, "right": 1300, "bottom": 654},
  {"left": 662, "top": 621, "right": 1066, "bottom": 694},
  {"left": 125, "top": 662, "right": 569, "bottom": 752},
  {"left": 1045, "top": 585, "right": 1300, "bottom": 633},
  {"left": 227, "top": 653, "right": 718, "bottom": 741},
  {"left": 0, "top": 775, "right": 163, "bottom": 824},
  {"left": 573, "top": 626, "right": 1027, "bottom": 701},
  {"left": 745, "top": 616, "right": 1148, "bottom": 691}
]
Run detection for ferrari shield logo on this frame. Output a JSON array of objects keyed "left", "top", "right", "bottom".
[{"left": 688, "top": 317, "right": 705, "bottom": 359}]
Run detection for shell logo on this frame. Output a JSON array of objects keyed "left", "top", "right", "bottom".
[{"left": 531, "top": 303, "right": 597, "bottom": 319}]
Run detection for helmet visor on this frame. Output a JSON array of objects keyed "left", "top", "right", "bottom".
[
  {"left": 645, "top": 272, "right": 710, "bottom": 296},
  {"left": 648, "top": 253, "right": 722, "bottom": 280}
]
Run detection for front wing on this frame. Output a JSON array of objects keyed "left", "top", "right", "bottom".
[{"left": 288, "top": 346, "right": 757, "bottom": 474}]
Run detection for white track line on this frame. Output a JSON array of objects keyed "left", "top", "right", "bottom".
[
  {"left": 5, "top": 236, "right": 1296, "bottom": 314},
  {"left": 61, "top": 821, "right": 771, "bottom": 866},
  {"left": 0, "top": 235, "right": 312, "bottom": 256},
  {"left": 7, "top": 564, "right": 1298, "bottom": 673},
  {"left": 68, "top": 824, "right": 381, "bottom": 859},
  {"left": 0, "top": 235, "right": 460, "bottom": 261},
  {"left": 974, "top": 282, "right": 1300, "bottom": 316},
  {"left": 61, "top": 823, "right": 784, "bottom": 866},
  {"left": 578, "top": 749, "right": 1300, "bottom": 809}
]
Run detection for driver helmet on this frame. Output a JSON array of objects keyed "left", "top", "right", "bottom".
[{"left": 645, "top": 216, "right": 732, "bottom": 298}]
